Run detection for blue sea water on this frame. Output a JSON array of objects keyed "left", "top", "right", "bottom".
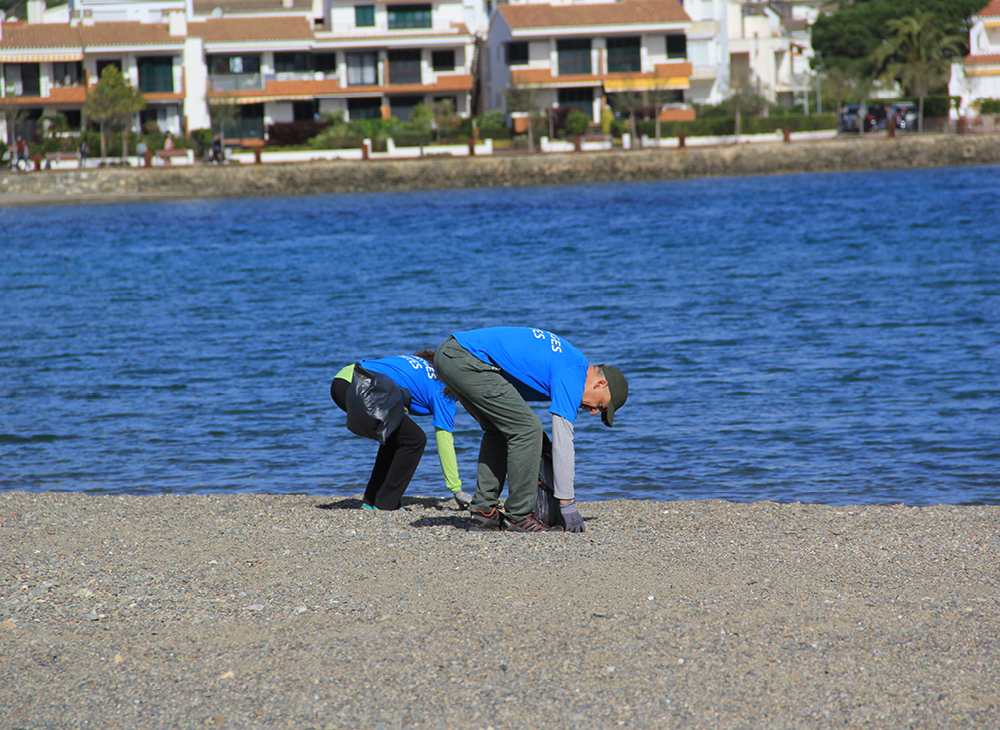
[{"left": 2, "top": 165, "right": 998, "bottom": 505}]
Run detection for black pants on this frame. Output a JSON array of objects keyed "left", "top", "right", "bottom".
[{"left": 331, "top": 378, "right": 426, "bottom": 510}]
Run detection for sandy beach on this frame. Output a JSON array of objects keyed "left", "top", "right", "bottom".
[{"left": 1, "top": 491, "right": 997, "bottom": 729}]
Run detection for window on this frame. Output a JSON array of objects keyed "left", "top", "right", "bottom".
[
  {"left": 138, "top": 56, "right": 174, "bottom": 93},
  {"left": 505, "top": 42, "right": 528, "bottom": 66},
  {"left": 390, "top": 95, "right": 423, "bottom": 121},
  {"left": 388, "top": 49, "right": 422, "bottom": 85},
  {"left": 557, "top": 39, "right": 591, "bottom": 75},
  {"left": 355, "top": 5, "right": 374, "bottom": 27},
  {"left": 314, "top": 52, "right": 338, "bottom": 74},
  {"left": 432, "top": 50, "right": 455, "bottom": 72},
  {"left": 558, "top": 87, "right": 593, "bottom": 107},
  {"left": 7, "top": 63, "right": 41, "bottom": 95},
  {"left": 348, "top": 97, "right": 382, "bottom": 119},
  {"left": 346, "top": 52, "right": 377, "bottom": 85},
  {"left": 606, "top": 37, "right": 640, "bottom": 73},
  {"left": 667, "top": 34, "right": 687, "bottom": 60},
  {"left": 388, "top": 4, "right": 431, "bottom": 30},
  {"left": 274, "top": 52, "right": 313, "bottom": 73},
  {"left": 207, "top": 55, "right": 261, "bottom": 75},
  {"left": 293, "top": 100, "right": 316, "bottom": 121},
  {"left": 95, "top": 59, "right": 122, "bottom": 80},
  {"left": 53, "top": 61, "right": 83, "bottom": 86},
  {"left": 237, "top": 103, "right": 265, "bottom": 139}
]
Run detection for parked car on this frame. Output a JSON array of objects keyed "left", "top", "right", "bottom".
[
  {"left": 839, "top": 104, "right": 862, "bottom": 132},
  {"left": 840, "top": 104, "right": 886, "bottom": 133},
  {"left": 890, "top": 102, "right": 919, "bottom": 131},
  {"left": 864, "top": 103, "right": 888, "bottom": 132}
]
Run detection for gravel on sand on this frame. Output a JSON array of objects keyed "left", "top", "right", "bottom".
[{"left": 1, "top": 491, "right": 998, "bottom": 729}]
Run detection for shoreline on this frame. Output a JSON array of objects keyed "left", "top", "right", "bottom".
[
  {"left": 2, "top": 490, "right": 997, "bottom": 728},
  {"left": 3, "top": 133, "right": 1000, "bottom": 208}
]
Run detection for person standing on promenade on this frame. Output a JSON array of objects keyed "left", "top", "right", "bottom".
[
  {"left": 331, "top": 351, "right": 472, "bottom": 511},
  {"left": 434, "top": 327, "right": 628, "bottom": 534}
]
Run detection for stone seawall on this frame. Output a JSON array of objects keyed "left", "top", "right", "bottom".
[{"left": 3, "top": 133, "right": 999, "bottom": 206}]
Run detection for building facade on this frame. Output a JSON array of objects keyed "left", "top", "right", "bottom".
[
  {"left": 950, "top": 0, "right": 1000, "bottom": 118},
  {"left": 1, "top": 0, "right": 479, "bottom": 142},
  {"left": 483, "top": 0, "right": 694, "bottom": 126}
]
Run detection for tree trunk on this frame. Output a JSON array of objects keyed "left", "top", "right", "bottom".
[
  {"left": 735, "top": 105, "right": 741, "bottom": 142},
  {"left": 629, "top": 111, "right": 637, "bottom": 148},
  {"left": 655, "top": 110, "right": 661, "bottom": 147},
  {"left": 100, "top": 122, "right": 107, "bottom": 162},
  {"left": 918, "top": 96, "right": 925, "bottom": 134}
]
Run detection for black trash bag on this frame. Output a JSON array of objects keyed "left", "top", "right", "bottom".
[
  {"left": 345, "top": 364, "right": 411, "bottom": 446},
  {"left": 534, "top": 432, "right": 565, "bottom": 528}
]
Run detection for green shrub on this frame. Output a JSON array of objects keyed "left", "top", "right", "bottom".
[
  {"left": 189, "top": 128, "right": 214, "bottom": 158},
  {"left": 392, "top": 127, "right": 433, "bottom": 147},
  {"left": 475, "top": 109, "right": 505, "bottom": 132},
  {"left": 921, "top": 96, "right": 957, "bottom": 118},
  {"left": 636, "top": 112, "right": 837, "bottom": 138},
  {"left": 0, "top": 141, "right": 7, "bottom": 160},
  {"left": 979, "top": 98, "right": 1000, "bottom": 114},
  {"left": 564, "top": 109, "right": 590, "bottom": 137}
]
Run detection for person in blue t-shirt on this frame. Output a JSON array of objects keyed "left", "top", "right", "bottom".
[
  {"left": 331, "top": 351, "right": 472, "bottom": 511},
  {"left": 434, "top": 327, "right": 628, "bottom": 533}
]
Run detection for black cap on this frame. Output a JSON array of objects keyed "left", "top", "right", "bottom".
[{"left": 599, "top": 365, "right": 628, "bottom": 427}]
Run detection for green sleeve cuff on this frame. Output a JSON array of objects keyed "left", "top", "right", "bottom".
[
  {"left": 335, "top": 363, "right": 355, "bottom": 382},
  {"left": 435, "top": 429, "right": 462, "bottom": 493}
]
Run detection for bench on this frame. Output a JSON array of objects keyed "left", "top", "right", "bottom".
[
  {"left": 42, "top": 152, "right": 80, "bottom": 170},
  {"left": 155, "top": 149, "right": 190, "bottom": 165}
]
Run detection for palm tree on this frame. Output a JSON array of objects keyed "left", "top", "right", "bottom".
[{"left": 870, "top": 11, "right": 963, "bottom": 133}]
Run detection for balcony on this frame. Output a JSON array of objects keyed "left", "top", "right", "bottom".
[{"left": 208, "top": 74, "right": 264, "bottom": 92}]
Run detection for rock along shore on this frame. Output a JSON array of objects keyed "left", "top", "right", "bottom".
[
  {"left": 2, "top": 133, "right": 1000, "bottom": 207},
  {"left": 1, "top": 491, "right": 997, "bottom": 729}
]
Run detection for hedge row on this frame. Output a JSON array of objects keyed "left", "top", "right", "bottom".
[{"left": 636, "top": 113, "right": 838, "bottom": 138}]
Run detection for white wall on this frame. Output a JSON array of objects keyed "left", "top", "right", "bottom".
[{"left": 183, "top": 35, "right": 210, "bottom": 131}]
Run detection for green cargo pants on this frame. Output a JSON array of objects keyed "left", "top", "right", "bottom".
[{"left": 434, "top": 337, "right": 542, "bottom": 521}]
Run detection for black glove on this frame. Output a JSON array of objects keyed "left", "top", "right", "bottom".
[{"left": 560, "top": 501, "right": 585, "bottom": 533}]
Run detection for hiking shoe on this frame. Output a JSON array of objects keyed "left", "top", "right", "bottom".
[
  {"left": 469, "top": 507, "right": 503, "bottom": 531},
  {"left": 502, "top": 512, "right": 563, "bottom": 533}
]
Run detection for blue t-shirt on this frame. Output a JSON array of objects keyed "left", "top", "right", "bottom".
[
  {"left": 453, "top": 327, "right": 588, "bottom": 422},
  {"left": 360, "top": 356, "right": 456, "bottom": 432}
]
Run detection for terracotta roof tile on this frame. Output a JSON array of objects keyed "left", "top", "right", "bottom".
[
  {"left": 498, "top": 0, "right": 690, "bottom": 31},
  {"left": 965, "top": 52, "right": 1000, "bottom": 66},
  {"left": 978, "top": 0, "right": 1000, "bottom": 18},
  {"left": 191, "top": 0, "right": 313, "bottom": 16},
  {"left": 0, "top": 21, "right": 84, "bottom": 49},
  {"left": 0, "top": 20, "right": 182, "bottom": 50},
  {"left": 189, "top": 16, "right": 315, "bottom": 41},
  {"left": 79, "top": 22, "right": 181, "bottom": 47}
]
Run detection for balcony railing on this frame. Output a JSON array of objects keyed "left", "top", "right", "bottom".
[
  {"left": 266, "top": 71, "right": 338, "bottom": 82},
  {"left": 208, "top": 74, "right": 264, "bottom": 92},
  {"left": 2, "top": 81, "right": 41, "bottom": 96}
]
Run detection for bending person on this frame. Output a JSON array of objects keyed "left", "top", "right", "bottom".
[
  {"left": 331, "top": 350, "right": 472, "bottom": 511},
  {"left": 435, "top": 327, "right": 628, "bottom": 533}
]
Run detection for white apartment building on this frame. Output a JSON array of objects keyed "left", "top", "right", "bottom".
[
  {"left": 1, "top": 0, "right": 480, "bottom": 141},
  {"left": 727, "top": 0, "right": 813, "bottom": 106},
  {"left": 483, "top": 0, "right": 694, "bottom": 125},
  {"left": 950, "top": 0, "right": 1000, "bottom": 118}
]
